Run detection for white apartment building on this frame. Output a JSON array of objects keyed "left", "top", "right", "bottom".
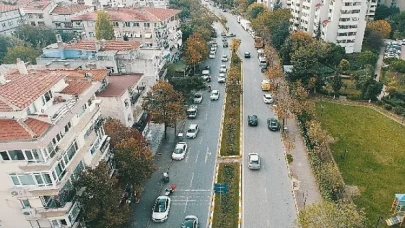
[
  {"left": 0, "top": 60, "right": 112, "bottom": 228},
  {"left": 257, "top": 0, "right": 291, "bottom": 9},
  {"left": 378, "top": 0, "right": 405, "bottom": 11},
  {"left": 71, "top": 7, "right": 182, "bottom": 52},
  {"left": 290, "top": 0, "right": 374, "bottom": 53},
  {"left": 50, "top": 3, "right": 94, "bottom": 33},
  {"left": 0, "top": 3, "right": 24, "bottom": 36},
  {"left": 21, "top": 0, "right": 54, "bottom": 27}
]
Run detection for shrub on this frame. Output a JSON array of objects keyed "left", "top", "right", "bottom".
[
  {"left": 287, "top": 154, "right": 293, "bottom": 164},
  {"left": 393, "top": 106, "right": 405, "bottom": 115},
  {"left": 376, "top": 100, "right": 383, "bottom": 106},
  {"left": 384, "top": 104, "right": 393, "bottom": 110},
  {"left": 346, "top": 94, "right": 361, "bottom": 100}
]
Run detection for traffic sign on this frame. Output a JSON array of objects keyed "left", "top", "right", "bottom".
[{"left": 214, "top": 183, "right": 228, "bottom": 194}]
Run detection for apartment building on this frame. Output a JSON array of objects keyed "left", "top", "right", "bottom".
[
  {"left": 72, "top": 0, "right": 169, "bottom": 9},
  {"left": 21, "top": 0, "right": 54, "bottom": 27},
  {"left": 0, "top": 3, "right": 24, "bottom": 35},
  {"left": 378, "top": 0, "right": 405, "bottom": 11},
  {"left": 50, "top": 3, "right": 94, "bottom": 33},
  {"left": 71, "top": 7, "right": 182, "bottom": 53},
  {"left": 256, "top": 0, "right": 291, "bottom": 9},
  {"left": 0, "top": 60, "right": 112, "bottom": 228},
  {"left": 290, "top": 0, "right": 373, "bottom": 53}
]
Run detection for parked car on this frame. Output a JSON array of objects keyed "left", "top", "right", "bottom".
[
  {"left": 186, "top": 124, "right": 199, "bottom": 138},
  {"left": 210, "top": 90, "right": 220, "bottom": 100},
  {"left": 209, "top": 51, "right": 216, "bottom": 59},
  {"left": 244, "top": 52, "right": 251, "bottom": 58},
  {"left": 221, "top": 55, "right": 228, "bottom": 62},
  {"left": 182, "top": 215, "right": 199, "bottom": 228},
  {"left": 227, "top": 33, "right": 236, "bottom": 37},
  {"left": 223, "top": 41, "right": 228, "bottom": 48},
  {"left": 219, "top": 65, "right": 227, "bottom": 73},
  {"left": 152, "top": 196, "right": 171, "bottom": 222},
  {"left": 211, "top": 46, "right": 217, "bottom": 52},
  {"left": 193, "top": 93, "right": 203, "bottom": 104},
  {"left": 267, "top": 118, "right": 280, "bottom": 131},
  {"left": 248, "top": 153, "right": 261, "bottom": 170},
  {"left": 172, "top": 142, "right": 188, "bottom": 160},
  {"left": 248, "top": 115, "right": 258, "bottom": 126},
  {"left": 263, "top": 94, "right": 274, "bottom": 104},
  {"left": 221, "top": 31, "right": 226, "bottom": 37},
  {"left": 218, "top": 73, "right": 226, "bottom": 83}
]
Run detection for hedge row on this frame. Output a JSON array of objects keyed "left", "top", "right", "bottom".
[{"left": 212, "top": 163, "right": 240, "bottom": 228}]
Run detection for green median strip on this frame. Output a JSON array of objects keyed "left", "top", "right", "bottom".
[
  {"left": 212, "top": 163, "right": 240, "bottom": 228},
  {"left": 220, "top": 49, "right": 242, "bottom": 157}
]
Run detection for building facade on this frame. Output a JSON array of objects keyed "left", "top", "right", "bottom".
[
  {"left": 72, "top": 0, "right": 169, "bottom": 9},
  {"left": 0, "top": 3, "right": 24, "bottom": 36},
  {"left": 289, "top": 0, "right": 374, "bottom": 53},
  {"left": 71, "top": 7, "right": 182, "bottom": 53},
  {"left": 50, "top": 3, "right": 94, "bottom": 33},
  {"left": 256, "top": 0, "right": 291, "bottom": 10},
  {"left": 21, "top": 0, "right": 54, "bottom": 28},
  {"left": 0, "top": 60, "right": 112, "bottom": 228}
]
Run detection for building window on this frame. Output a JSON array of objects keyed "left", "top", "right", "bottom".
[
  {"left": 30, "top": 22, "right": 36, "bottom": 26},
  {"left": 0, "top": 151, "right": 10, "bottom": 160},
  {"left": 44, "top": 91, "right": 53, "bottom": 102},
  {"left": 87, "top": 21, "right": 94, "bottom": 27},
  {"left": 38, "top": 14, "right": 44, "bottom": 19},
  {"left": 89, "top": 32, "right": 95, "bottom": 37},
  {"left": 124, "top": 99, "right": 130, "bottom": 108},
  {"left": 38, "top": 22, "right": 45, "bottom": 26},
  {"left": 77, "top": 104, "right": 87, "bottom": 117},
  {"left": 20, "top": 199, "right": 31, "bottom": 208},
  {"left": 144, "top": 22, "right": 150, "bottom": 27},
  {"left": 124, "top": 22, "right": 130, "bottom": 27},
  {"left": 133, "top": 22, "right": 140, "bottom": 27},
  {"left": 9, "top": 150, "right": 25, "bottom": 160},
  {"left": 113, "top": 21, "right": 119, "bottom": 27}
]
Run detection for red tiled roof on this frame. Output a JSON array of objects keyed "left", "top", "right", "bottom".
[
  {"left": 24, "top": 118, "right": 50, "bottom": 137},
  {"left": 58, "top": 69, "right": 109, "bottom": 82},
  {"left": 0, "top": 69, "right": 65, "bottom": 111},
  {"left": 64, "top": 40, "right": 141, "bottom": 51},
  {"left": 22, "top": 0, "right": 51, "bottom": 11},
  {"left": 51, "top": 4, "right": 92, "bottom": 15},
  {"left": 60, "top": 80, "right": 91, "bottom": 95},
  {"left": 71, "top": 7, "right": 180, "bottom": 22},
  {"left": 0, "top": 3, "right": 20, "bottom": 13},
  {"left": 97, "top": 75, "right": 142, "bottom": 97}
]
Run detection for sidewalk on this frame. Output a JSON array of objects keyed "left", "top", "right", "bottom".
[{"left": 284, "top": 116, "right": 322, "bottom": 210}]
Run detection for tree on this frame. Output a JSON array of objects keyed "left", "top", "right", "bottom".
[
  {"left": 58, "top": 32, "right": 75, "bottom": 43},
  {"left": 246, "top": 3, "right": 266, "bottom": 20},
  {"left": 273, "top": 0, "right": 282, "bottom": 10},
  {"left": 297, "top": 200, "right": 366, "bottom": 228},
  {"left": 322, "top": 43, "right": 346, "bottom": 69},
  {"left": 331, "top": 72, "right": 343, "bottom": 98},
  {"left": 375, "top": 5, "right": 399, "bottom": 20},
  {"left": 184, "top": 32, "right": 208, "bottom": 73},
  {"left": 393, "top": 11, "right": 405, "bottom": 37},
  {"left": 360, "top": 78, "right": 383, "bottom": 101},
  {"left": 104, "top": 119, "right": 156, "bottom": 188},
  {"left": 95, "top": 11, "right": 114, "bottom": 40},
  {"left": 169, "top": 76, "right": 207, "bottom": 102},
  {"left": 357, "top": 50, "right": 378, "bottom": 67},
  {"left": 362, "top": 29, "right": 384, "bottom": 52},
  {"left": 142, "top": 80, "right": 185, "bottom": 138},
  {"left": 14, "top": 24, "right": 56, "bottom": 47},
  {"left": 367, "top": 20, "right": 391, "bottom": 38},
  {"left": 73, "top": 162, "right": 130, "bottom": 228},
  {"left": 0, "top": 35, "right": 25, "bottom": 64},
  {"left": 271, "top": 21, "right": 290, "bottom": 50},
  {"left": 3, "top": 46, "right": 39, "bottom": 64}
]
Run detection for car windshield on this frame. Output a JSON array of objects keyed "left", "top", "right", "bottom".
[
  {"left": 213, "top": 91, "right": 218, "bottom": 95},
  {"left": 265, "top": 95, "right": 272, "bottom": 99},
  {"left": 174, "top": 148, "right": 184, "bottom": 154},
  {"left": 251, "top": 160, "right": 259, "bottom": 164},
  {"left": 154, "top": 199, "right": 166, "bottom": 212},
  {"left": 194, "top": 94, "right": 202, "bottom": 98},
  {"left": 188, "top": 128, "right": 196, "bottom": 133}
]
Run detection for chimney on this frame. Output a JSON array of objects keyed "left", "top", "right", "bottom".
[
  {"left": 16, "top": 58, "right": 28, "bottom": 75},
  {"left": 100, "top": 39, "right": 106, "bottom": 50},
  {"left": 95, "top": 41, "right": 101, "bottom": 51}
]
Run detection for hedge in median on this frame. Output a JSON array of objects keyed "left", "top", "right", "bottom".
[
  {"left": 220, "top": 39, "right": 242, "bottom": 156},
  {"left": 212, "top": 163, "right": 240, "bottom": 228}
]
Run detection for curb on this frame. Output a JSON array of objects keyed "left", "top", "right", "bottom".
[
  {"left": 208, "top": 163, "right": 220, "bottom": 228},
  {"left": 238, "top": 57, "right": 243, "bottom": 228},
  {"left": 238, "top": 163, "right": 242, "bottom": 228}
]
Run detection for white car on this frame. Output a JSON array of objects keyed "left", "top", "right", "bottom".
[
  {"left": 218, "top": 73, "right": 226, "bottom": 83},
  {"left": 193, "top": 93, "right": 203, "bottom": 104},
  {"left": 221, "top": 55, "right": 228, "bottom": 62},
  {"left": 248, "top": 153, "right": 261, "bottom": 170},
  {"left": 263, "top": 94, "right": 274, "bottom": 104},
  {"left": 209, "top": 51, "right": 216, "bottom": 59},
  {"left": 210, "top": 90, "right": 220, "bottom": 100},
  {"left": 211, "top": 46, "right": 217, "bottom": 52},
  {"left": 172, "top": 142, "right": 188, "bottom": 160},
  {"left": 186, "top": 124, "right": 199, "bottom": 138},
  {"left": 152, "top": 196, "right": 171, "bottom": 222},
  {"left": 219, "top": 65, "right": 227, "bottom": 73}
]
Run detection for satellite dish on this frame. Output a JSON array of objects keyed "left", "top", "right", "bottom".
[{"left": 10, "top": 191, "right": 18, "bottom": 196}]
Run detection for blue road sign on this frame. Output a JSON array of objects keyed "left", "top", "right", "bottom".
[{"left": 214, "top": 183, "right": 229, "bottom": 194}]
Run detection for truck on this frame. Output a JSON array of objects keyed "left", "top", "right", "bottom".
[
  {"left": 257, "top": 48, "right": 266, "bottom": 58},
  {"left": 240, "top": 19, "right": 251, "bottom": 31},
  {"left": 254, "top": 36, "right": 264, "bottom": 49},
  {"left": 261, "top": 80, "right": 271, "bottom": 91},
  {"left": 187, "top": 105, "right": 198, "bottom": 119}
]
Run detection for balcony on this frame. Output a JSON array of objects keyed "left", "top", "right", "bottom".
[{"left": 46, "top": 94, "right": 78, "bottom": 125}]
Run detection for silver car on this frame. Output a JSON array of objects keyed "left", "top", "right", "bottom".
[{"left": 248, "top": 153, "right": 261, "bottom": 170}]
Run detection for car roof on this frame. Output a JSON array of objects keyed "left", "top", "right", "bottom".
[
  {"left": 176, "top": 143, "right": 186, "bottom": 149},
  {"left": 245, "top": 52, "right": 250, "bottom": 54},
  {"left": 249, "top": 153, "right": 259, "bottom": 161},
  {"left": 189, "top": 124, "right": 198, "bottom": 128},
  {"left": 212, "top": 90, "right": 219, "bottom": 93},
  {"left": 264, "top": 94, "right": 272, "bottom": 97},
  {"left": 157, "top": 195, "right": 170, "bottom": 200}
]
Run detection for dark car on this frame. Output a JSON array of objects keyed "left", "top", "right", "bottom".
[
  {"left": 223, "top": 41, "right": 228, "bottom": 48},
  {"left": 227, "top": 33, "right": 236, "bottom": 37},
  {"left": 182, "top": 215, "right": 199, "bottom": 228},
  {"left": 267, "top": 118, "right": 280, "bottom": 131},
  {"left": 248, "top": 115, "right": 258, "bottom": 126},
  {"left": 244, "top": 52, "right": 251, "bottom": 58}
]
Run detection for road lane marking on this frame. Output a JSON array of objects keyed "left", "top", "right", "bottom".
[
  {"left": 264, "top": 188, "right": 268, "bottom": 202},
  {"left": 185, "top": 150, "right": 190, "bottom": 163},
  {"left": 205, "top": 147, "right": 211, "bottom": 164},
  {"left": 190, "top": 172, "right": 194, "bottom": 188},
  {"left": 206, "top": 112, "right": 208, "bottom": 120},
  {"left": 195, "top": 150, "right": 200, "bottom": 163},
  {"left": 184, "top": 196, "right": 189, "bottom": 213},
  {"left": 199, "top": 137, "right": 203, "bottom": 144}
]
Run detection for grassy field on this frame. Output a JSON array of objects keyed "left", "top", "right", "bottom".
[
  {"left": 212, "top": 163, "right": 240, "bottom": 228},
  {"left": 315, "top": 101, "right": 405, "bottom": 227}
]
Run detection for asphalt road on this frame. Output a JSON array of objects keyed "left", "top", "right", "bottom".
[
  {"left": 209, "top": 6, "right": 298, "bottom": 228},
  {"left": 132, "top": 22, "right": 229, "bottom": 228}
]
